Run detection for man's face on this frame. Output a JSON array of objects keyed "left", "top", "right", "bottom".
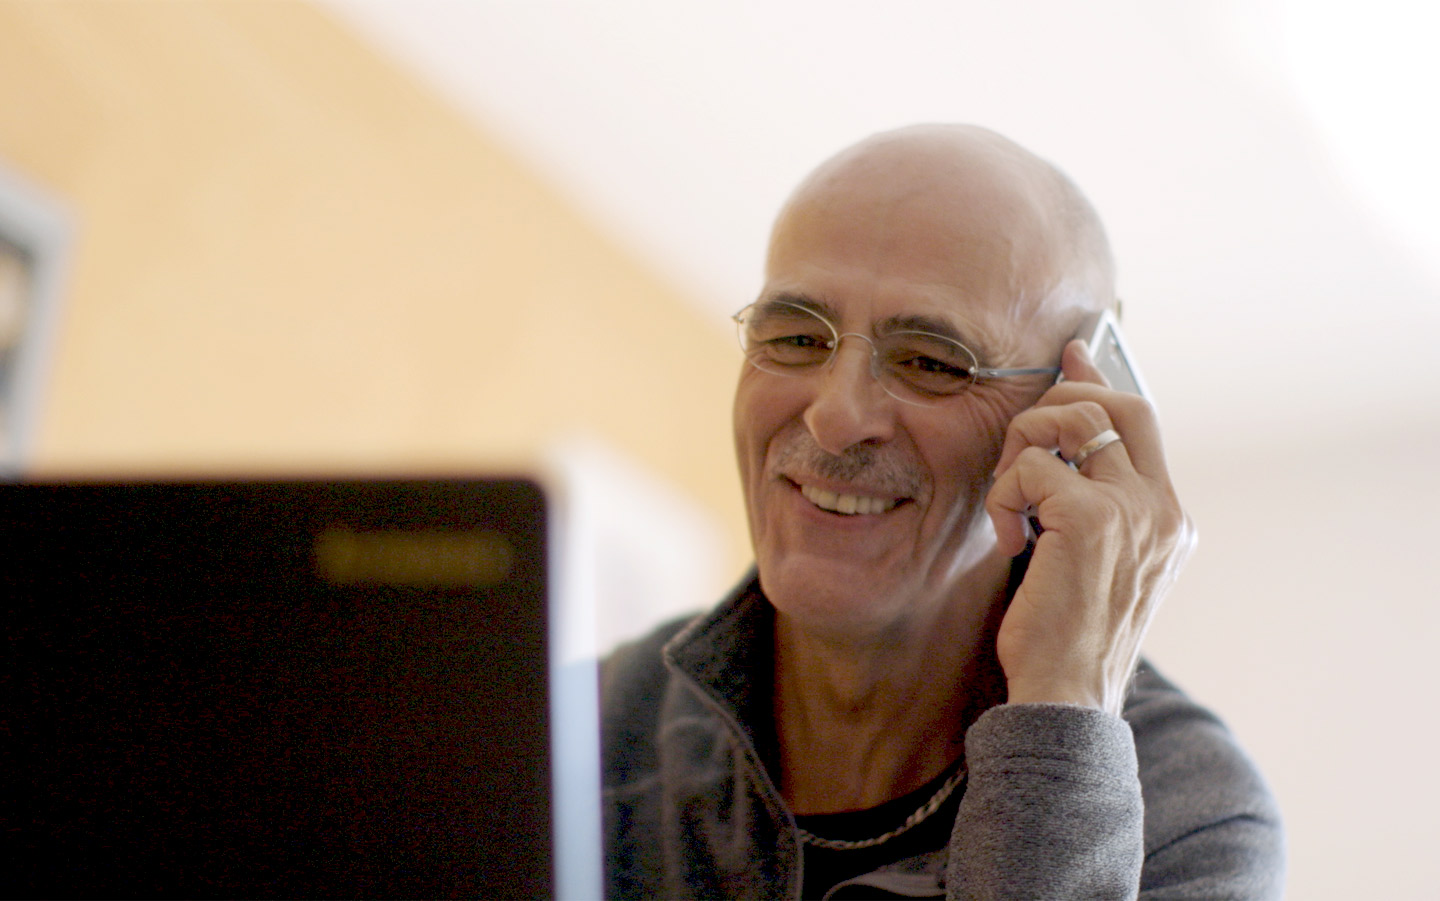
[{"left": 734, "top": 150, "right": 1076, "bottom": 638}]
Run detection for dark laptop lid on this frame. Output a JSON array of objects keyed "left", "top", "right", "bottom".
[{"left": 2, "top": 477, "right": 599, "bottom": 899}]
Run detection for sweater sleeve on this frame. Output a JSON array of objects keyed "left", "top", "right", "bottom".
[
  {"left": 947, "top": 703, "right": 1144, "bottom": 900},
  {"left": 946, "top": 688, "right": 1285, "bottom": 901}
]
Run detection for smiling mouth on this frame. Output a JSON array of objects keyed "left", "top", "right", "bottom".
[{"left": 799, "top": 484, "right": 901, "bottom": 516}]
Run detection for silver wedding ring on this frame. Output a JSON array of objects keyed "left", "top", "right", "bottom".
[{"left": 1070, "top": 428, "right": 1123, "bottom": 469}]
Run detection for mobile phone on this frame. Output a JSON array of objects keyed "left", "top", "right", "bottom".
[
  {"left": 1067, "top": 309, "right": 1151, "bottom": 402},
  {"left": 1023, "top": 310, "right": 1150, "bottom": 546}
]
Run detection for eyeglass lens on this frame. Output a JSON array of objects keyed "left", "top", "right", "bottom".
[{"left": 736, "top": 301, "right": 979, "bottom": 403}]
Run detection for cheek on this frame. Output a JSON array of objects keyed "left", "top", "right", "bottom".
[
  {"left": 732, "top": 372, "right": 761, "bottom": 475},
  {"left": 733, "top": 370, "right": 793, "bottom": 489},
  {"left": 920, "top": 394, "right": 1025, "bottom": 504},
  {"left": 968, "top": 401, "right": 1018, "bottom": 473}
]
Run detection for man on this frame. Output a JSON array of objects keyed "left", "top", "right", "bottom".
[{"left": 602, "top": 125, "right": 1284, "bottom": 899}]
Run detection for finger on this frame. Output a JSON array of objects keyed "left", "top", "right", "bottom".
[
  {"left": 1062, "top": 338, "right": 1109, "bottom": 388},
  {"left": 1069, "top": 427, "right": 1133, "bottom": 476},
  {"left": 994, "top": 400, "right": 1116, "bottom": 479},
  {"left": 1030, "top": 338, "right": 1169, "bottom": 480},
  {"left": 986, "top": 446, "right": 1076, "bottom": 555},
  {"left": 1035, "top": 381, "right": 1166, "bottom": 480},
  {"left": 1071, "top": 426, "right": 1123, "bottom": 469}
]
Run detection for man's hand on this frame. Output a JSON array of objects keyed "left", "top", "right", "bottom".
[{"left": 985, "top": 339, "right": 1196, "bottom": 716}]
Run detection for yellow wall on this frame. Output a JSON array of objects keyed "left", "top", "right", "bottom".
[{"left": 0, "top": 0, "right": 748, "bottom": 568}]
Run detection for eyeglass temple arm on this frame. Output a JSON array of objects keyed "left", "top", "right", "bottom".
[{"left": 975, "top": 366, "right": 1062, "bottom": 379}]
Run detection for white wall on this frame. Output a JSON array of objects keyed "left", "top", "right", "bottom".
[{"left": 1154, "top": 415, "right": 1440, "bottom": 899}]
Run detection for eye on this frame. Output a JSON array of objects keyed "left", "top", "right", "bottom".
[
  {"left": 741, "top": 304, "right": 835, "bottom": 368},
  {"left": 771, "top": 332, "right": 830, "bottom": 349},
  {"left": 881, "top": 333, "right": 977, "bottom": 395},
  {"left": 757, "top": 330, "right": 833, "bottom": 366},
  {"left": 903, "top": 355, "right": 966, "bottom": 375}
]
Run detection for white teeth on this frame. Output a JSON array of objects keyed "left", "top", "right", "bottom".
[{"left": 800, "top": 484, "right": 898, "bottom": 516}]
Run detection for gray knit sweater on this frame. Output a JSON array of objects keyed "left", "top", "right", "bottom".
[{"left": 602, "top": 577, "right": 1285, "bottom": 899}]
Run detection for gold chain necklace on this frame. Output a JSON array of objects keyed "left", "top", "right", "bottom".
[{"left": 796, "top": 765, "right": 967, "bottom": 851}]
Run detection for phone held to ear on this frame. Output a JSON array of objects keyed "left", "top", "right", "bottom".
[
  {"left": 1022, "top": 310, "right": 1150, "bottom": 548},
  {"left": 1063, "top": 309, "right": 1152, "bottom": 402}
]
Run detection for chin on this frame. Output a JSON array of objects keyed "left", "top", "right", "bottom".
[{"left": 759, "top": 557, "right": 924, "bottom": 639}]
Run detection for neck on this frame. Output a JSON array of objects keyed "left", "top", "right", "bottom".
[{"left": 772, "top": 549, "right": 1012, "bottom": 814}]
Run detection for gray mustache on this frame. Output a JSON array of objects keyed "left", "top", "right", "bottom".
[{"left": 772, "top": 439, "right": 925, "bottom": 497}]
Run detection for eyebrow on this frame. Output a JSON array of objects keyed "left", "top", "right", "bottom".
[
  {"left": 876, "top": 313, "right": 963, "bottom": 342},
  {"left": 756, "top": 292, "right": 841, "bottom": 322}
]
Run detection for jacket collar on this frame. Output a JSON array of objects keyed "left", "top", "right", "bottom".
[{"left": 662, "top": 569, "right": 777, "bottom": 765}]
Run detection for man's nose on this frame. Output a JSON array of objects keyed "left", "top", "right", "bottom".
[{"left": 801, "top": 335, "right": 898, "bottom": 455}]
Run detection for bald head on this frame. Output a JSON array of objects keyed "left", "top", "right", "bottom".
[{"left": 770, "top": 125, "right": 1115, "bottom": 335}]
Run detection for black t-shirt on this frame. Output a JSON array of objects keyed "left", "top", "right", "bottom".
[{"left": 795, "top": 761, "right": 965, "bottom": 900}]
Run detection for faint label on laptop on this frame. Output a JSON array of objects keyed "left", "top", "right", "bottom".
[{"left": 315, "top": 528, "right": 515, "bottom": 587}]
